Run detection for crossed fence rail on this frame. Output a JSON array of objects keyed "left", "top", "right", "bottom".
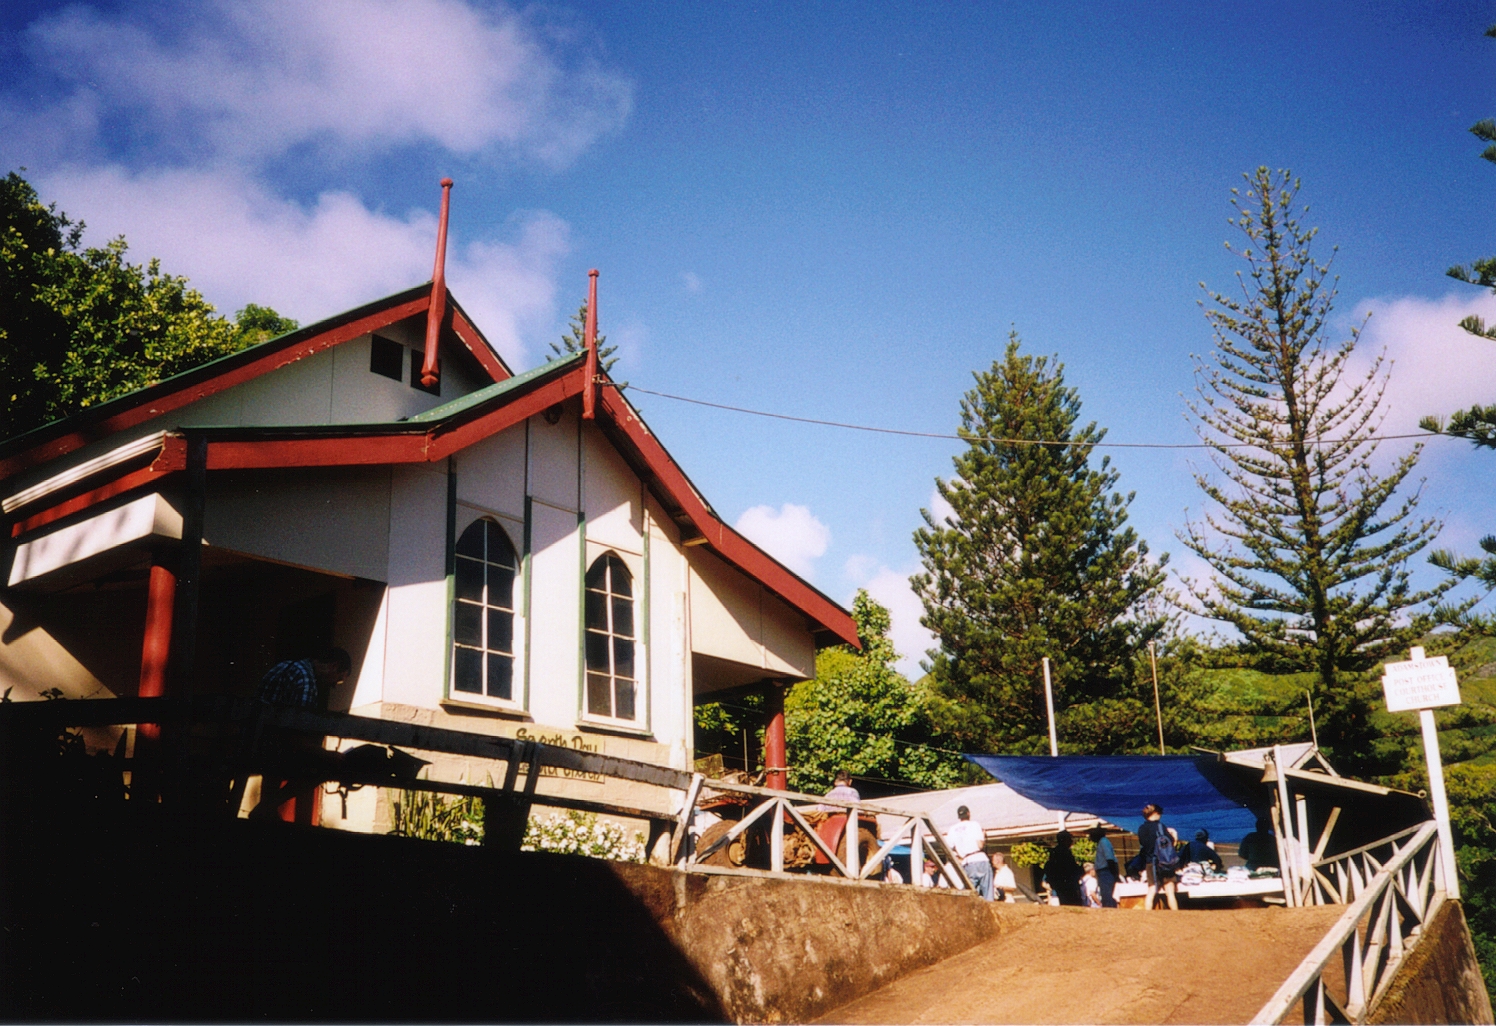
[
  {"left": 671, "top": 775, "right": 976, "bottom": 890},
  {"left": 2, "top": 697, "right": 978, "bottom": 893},
  {"left": 1250, "top": 820, "right": 1447, "bottom": 1025}
]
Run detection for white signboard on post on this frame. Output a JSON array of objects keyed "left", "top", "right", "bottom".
[
  {"left": 1381, "top": 655, "right": 1461, "bottom": 713},
  {"left": 1383, "top": 647, "right": 1461, "bottom": 900}
]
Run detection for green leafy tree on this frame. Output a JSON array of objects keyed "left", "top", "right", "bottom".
[
  {"left": 1421, "top": 25, "right": 1496, "bottom": 594},
  {"left": 548, "top": 300, "right": 617, "bottom": 372},
  {"left": 1, "top": 170, "right": 297, "bottom": 440},
  {"left": 1181, "top": 167, "right": 1453, "bottom": 767},
  {"left": 912, "top": 334, "right": 1167, "bottom": 756},
  {"left": 783, "top": 591, "right": 967, "bottom": 794}
]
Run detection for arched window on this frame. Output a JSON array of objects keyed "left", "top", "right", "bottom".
[
  {"left": 452, "top": 518, "right": 518, "bottom": 700},
  {"left": 585, "top": 553, "right": 636, "bottom": 720}
]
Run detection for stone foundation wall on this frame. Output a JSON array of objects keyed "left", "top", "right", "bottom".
[{"left": 1368, "top": 899, "right": 1493, "bottom": 1026}]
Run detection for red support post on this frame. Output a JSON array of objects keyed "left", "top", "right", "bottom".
[
  {"left": 763, "top": 681, "right": 787, "bottom": 790},
  {"left": 421, "top": 178, "right": 454, "bottom": 389},
  {"left": 137, "top": 553, "right": 177, "bottom": 744},
  {"left": 582, "top": 269, "right": 599, "bottom": 420}
]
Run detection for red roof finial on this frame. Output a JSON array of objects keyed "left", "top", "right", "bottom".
[
  {"left": 421, "top": 178, "right": 455, "bottom": 389},
  {"left": 582, "top": 268, "right": 599, "bottom": 420}
]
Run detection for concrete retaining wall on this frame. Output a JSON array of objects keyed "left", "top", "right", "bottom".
[
  {"left": 1368, "top": 899, "right": 1493, "bottom": 1026},
  {"left": 1, "top": 806, "right": 1001, "bottom": 1023}
]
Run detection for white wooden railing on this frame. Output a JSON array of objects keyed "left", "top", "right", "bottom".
[
  {"left": 670, "top": 775, "right": 976, "bottom": 891},
  {"left": 1251, "top": 820, "right": 1447, "bottom": 1024}
]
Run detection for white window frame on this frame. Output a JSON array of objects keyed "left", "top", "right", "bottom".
[
  {"left": 580, "top": 547, "right": 646, "bottom": 728},
  {"left": 447, "top": 511, "right": 526, "bottom": 711}
]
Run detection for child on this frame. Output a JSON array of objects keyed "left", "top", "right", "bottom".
[{"left": 1082, "top": 861, "right": 1102, "bottom": 908}]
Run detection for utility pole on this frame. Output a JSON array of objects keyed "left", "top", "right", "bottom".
[
  {"left": 1042, "top": 657, "right": 1058, "bottom": 757},
  {"left": 1148, "top": 641, "right": 1164, "bottom": 755}
]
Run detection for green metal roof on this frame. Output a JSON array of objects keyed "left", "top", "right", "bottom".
[{"left": 405, "top": 351, "right": 585, "bottom": 424}]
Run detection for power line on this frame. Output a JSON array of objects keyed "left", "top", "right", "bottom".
[{"left": 618, "top": 384, "right": 1440, "bottom": 451}]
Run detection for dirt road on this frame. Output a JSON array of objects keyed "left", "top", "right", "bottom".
[{"left": 819, "top": 903, "right": 1345, "bottom": 1025}]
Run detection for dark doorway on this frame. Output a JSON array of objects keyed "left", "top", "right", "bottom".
[{"left": 275, "top": 591, "right": 336, "bottom": 662}]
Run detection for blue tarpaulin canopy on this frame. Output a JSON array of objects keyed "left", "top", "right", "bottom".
[{"left": 966, "top": 754, "right": 1268, "bottom": 843}]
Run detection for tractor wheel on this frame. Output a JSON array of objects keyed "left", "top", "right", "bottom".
[{"left": 697, "top": 820, "right": 753, "bottom": 868}]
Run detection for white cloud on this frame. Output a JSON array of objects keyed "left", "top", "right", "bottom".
[
  {"left": 0, "top": 0, "right": 634, "bottom": 367},
  {"left": 39, "top": 165, "right": 567, "bottom": 365},
  {"left": 21, "top": 0, "right": 632, "bottom": 168},
  {"left": 926, "top": 485, "right": 957, "bottom": 528},
  {"left": 863, "top": 567, "right": 936, "bottom": 676},
  {"left": 681, "top": 271, "right": 702, "bottom": 293},
  {"left": 735, "top": 503, "right": 830, "bottom": 580},
  {"left": 1349, "top": 292, "right": 1496, "bottom": 434}
]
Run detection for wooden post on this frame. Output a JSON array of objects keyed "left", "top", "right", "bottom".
[
  {"left": 136, "top": 553, "right": 177, "bottom": 736},
  {"left": 1148, "top": 640, "right": 1164, "bottom": 755},
  {"left": 763, "top": 681, "right": 787, "bottom": 790},
  {"left": 670, "top": 772, "right": 705, "bottom": 867},
  {"left": 582, "top": 269, "right": 599, "bottom": 420},
  {"left": 1296, "top": 795, "right": 1312, "bottom": 905},
  {"left": 1408, "top": 646, "right": 1460, "bottom": 899},
  {"left": 845, "top": 807, "right": 860, "bottom": 879},
  {"left": 770, "top": 798, "right": 784, "bottom": 872},
  {"left": 912, "top": 818, "right": 926, "bottom": 888},
  {"left": 1271, "top": 746, "right": 1298, "bottom": 907},
  {"left": 1042, "top": 657, "right": 1058, "bottom": 757}
]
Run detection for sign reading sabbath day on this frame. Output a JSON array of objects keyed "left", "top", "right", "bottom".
[{"left": 1381, "top": 655, "right": 1462, "bottom": 713}]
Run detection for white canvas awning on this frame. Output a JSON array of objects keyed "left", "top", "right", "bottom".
[{"left": 873, "top": 782, "right": 1110, "bottom": 843}]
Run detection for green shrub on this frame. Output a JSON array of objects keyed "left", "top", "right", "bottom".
[
  {"left": 390, "top": 790, "right": 484, "bottom": 845},
  {"left": 1009, "top": 841, "right": 1048, "bottom": 867}
]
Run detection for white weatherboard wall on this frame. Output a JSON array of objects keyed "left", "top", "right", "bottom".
[
  {"left": 204, "top": 467, "right": 392, "bottom": 582},
  {"left": 8, "top": 492, "right": 182, "bottom": 586},
  {"left": 379, "top": 463, "right": 450, "bottom": 709},
  {"left": 0, "top": 325, "right": 484, "bottom": 503},
  {"left": 688, "top": 545, "right": 815, "bottom": 680}
]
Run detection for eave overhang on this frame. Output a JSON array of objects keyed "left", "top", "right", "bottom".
[
  {"left": 0, "top": 285, "right": 511, "bottom": 481},
  {"left": 3, "top": 356, "right": 859, "bottom": 647}
]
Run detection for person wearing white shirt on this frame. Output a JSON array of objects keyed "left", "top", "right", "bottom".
[
  {"left": 944, "top": 805, "right": 994, "bottom": 900},
  {"left": 990, "top": 851, "right": 1018, "bottom": 902}
]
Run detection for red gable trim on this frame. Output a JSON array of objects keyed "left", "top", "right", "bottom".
[
  {"left": 7, "top": 362, "right": 857, "bottom": 647},
  {"left": 448, "top": 304, "right": 509, "bottom": 383},
  {"left": 0, "top": 287, "right": 511, "bottom": 482},
  {"left": 596, "top": 385, "right": 859, "bottom": 648}
]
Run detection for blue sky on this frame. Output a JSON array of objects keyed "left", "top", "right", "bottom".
[{"left": 4, "top": 1, "right": 1496, "bottom": 672}]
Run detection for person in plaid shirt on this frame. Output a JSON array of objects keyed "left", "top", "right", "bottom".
[
  {"left": 249, "top": 648, "right": 351, "bottom": 821},
  {"left": 255, "top": 649, "right": 351, "bottom": 710}
]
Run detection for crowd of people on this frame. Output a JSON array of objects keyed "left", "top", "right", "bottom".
[
  {"left": 910, "top": 799, "right": 1280, "bottom": 909},
  {"left": 824, "top": 773, "right": 1280, "bottom": 910}
]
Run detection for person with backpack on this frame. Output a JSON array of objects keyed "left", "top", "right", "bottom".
[{"left": 1136, "top": 802, "right": 1181, "bottom": 910}]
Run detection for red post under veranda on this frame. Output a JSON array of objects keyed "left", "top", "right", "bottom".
[
  {"left": 763, "top": 681, "right": 787, "bottom": 790},
  {"left": 420, "top": 178, "right": 454, "bottom": 389},
  {"left": 582, "top": 268, "right": 599, "bottom": 420},
  {"left": 136, "top": 551, "right": 177, "bottom": 744}
]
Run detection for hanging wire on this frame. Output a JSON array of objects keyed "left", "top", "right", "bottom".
[{"left": 617, "top": 383, "right": 1439, "bottom": 451}]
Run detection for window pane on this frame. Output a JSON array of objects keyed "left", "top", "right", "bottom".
[
  {"left": 453, "top": 601, "right": 482, "bottom": 647},
  {"left": 456, "top": 522, "right": 486, "bottom": 558},
  {"left": 486, "top": 654, "right": 513, "bottom": 700},
  {"left": 586, "top": 672, "right": 613, "bottom": 716},
  {"left": 488, "top": 609, "right": 513, "bottom": 653},
  {"left": 486, "top": 566, "right": 515, "bottom": 610},
  {"left": 615, "top": 678, "right": 636, "bottom": 721},
  {"left": 453, "top": 647, "right": 482, "bottom": 693},
  {"left": 455, "top": 557, "right": 484, "bottom": 601},
  {"left": 585, "top": 589, "right": 607, "bottom": 631},
  {"left": 585, "top": 558, "right": 608, "bottom": 590},
  {"left": 487, "top": 525, "right": 517, "bottom": 569},
  {"left": 611, "top": 596, "right": 633, "bottom": 639},
  {"left": 613, "top": 637, "right": 635, "bottom": 681},
  {"left": 585, "top": 631, "right": 610, "bottom": 672},
  {"left": 609, "top": 556, "right": 632, "bottom": 598}
]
